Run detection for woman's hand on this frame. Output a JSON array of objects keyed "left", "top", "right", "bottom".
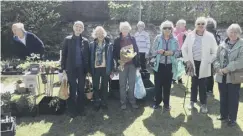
[
  {"left": 164, "top": 51, "right": 173, "bottom": 56},
  {"left": 221, "top": 68, "right": 229, "bottom": 74},
  {"left": 157, "top": 49, "right": 165, "bottom": 54}
]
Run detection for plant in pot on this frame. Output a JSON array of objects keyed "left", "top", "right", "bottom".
[{"left": 39, "top": 96, "right": 66, "bottom": 115}]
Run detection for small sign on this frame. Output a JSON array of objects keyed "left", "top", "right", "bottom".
[{"left": 23, "top": 75, "right": 37, "bottom": 88}]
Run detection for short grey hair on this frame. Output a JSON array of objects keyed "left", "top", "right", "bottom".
[
  {"left": 195, "top": 17, "right": 207, "bottom": 27},
  {"left": 206, "top": 17, "right": 217, "bottom": 28},
  {"left": 73, "top": 21, "right": 84, "bottom": 29},
  {"left": 12, "top": 22, "right": 25, "bottom": 32},
  {"left": 176, "top": 19, "right": 186, "bottom": 27},
  {"left": 160, "top": 20, "right": 174, "bottom": 31},
  {"left": 119, "top": 21, "right": 132, "bottom": 33},
  {"left": 137, "top": 21, "right": 145, "bottom": 29},
  {"left": 91, "top": 26, "right": 107, "bottom": 39},
  {"left": 227, "top": 23, "right": 242, "bottom": 37}
]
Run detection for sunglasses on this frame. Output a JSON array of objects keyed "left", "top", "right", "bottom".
[
  {"left": 197, "top": 23, "right": 205, "bottom": 26},
  {"left": 163, "top": 27, "right": 172, "bottom": 30}
]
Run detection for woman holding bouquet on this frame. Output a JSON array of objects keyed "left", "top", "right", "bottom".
[
  {"left": 151, "top": 20, "right": 181, "bottom": 111},
  {"left": 113, "top": 21, "right": 140, "bottom": 110}
]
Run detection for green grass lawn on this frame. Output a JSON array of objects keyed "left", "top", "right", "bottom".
[{"left": 1, "top": 75, "right": 243, "bottom": 136}]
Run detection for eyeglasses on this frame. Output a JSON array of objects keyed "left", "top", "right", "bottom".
[
  {"left": 197, "top": 23, "right": 205, "bottom": 26},
  {"left": 163, "top": 27, "right": 172, "bottom": 30}
]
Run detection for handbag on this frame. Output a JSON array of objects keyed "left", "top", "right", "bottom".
[{"left": 230, "top": 69, "right": 243, "bottom": 84}]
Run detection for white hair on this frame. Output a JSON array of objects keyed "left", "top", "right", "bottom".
[
  {"left": 119, "top": 21, "right": 132, "bottom": 33},
  {"left": 12, "top": 22, "right": 25, "bottom": 32},
  {"left": 160, "top": 20, "right": 174, "bottom": 31},
  {"left": 91, "top": 26, "right": 107, "bottom": 39},
  {"left": 206, "top": 17, "right": 217, "bottom": 28},
  {"left": 137, "top": 21, "right": 145, "bottom": 29},
  {"left": 227, "top": 23, "right": 242, "bottom": 37},
  {"left": 176, "top": 19, "right": 186, "bottom": 27},
  {"left": 73, "top": 21, "right": 84, "bottom": 29},
  {"left": 195, "top": 17, "right": 207, "bottom": 27}
]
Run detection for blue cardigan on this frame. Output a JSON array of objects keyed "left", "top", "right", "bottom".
[
  {"left": 12, "top": 31, "right": 44, "bottom": 60},
  {"left": 90, "top": 37, "right": 113, "bottom": 76}
]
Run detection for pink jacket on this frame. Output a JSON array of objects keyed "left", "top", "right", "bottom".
[{"left": 173, "top": 28, "right": 186, "bottom": 49}]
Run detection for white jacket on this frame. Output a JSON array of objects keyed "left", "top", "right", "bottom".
[
  {"left": 134, "top": 31, "right": 150, "bottom": 54},
  {"left": 182, "top": 30, "right": 218, "bottom": 79}
]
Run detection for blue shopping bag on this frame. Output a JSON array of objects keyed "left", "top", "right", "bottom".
[{"left": 134, "top": 70, "right": 146, "bottom": 99}]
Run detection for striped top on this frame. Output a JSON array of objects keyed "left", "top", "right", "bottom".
[{"left": 192, "top": 34, "right": 203, "bottom": 61}]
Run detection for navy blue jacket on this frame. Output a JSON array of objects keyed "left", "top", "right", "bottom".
[
  {"left": 12, "top": 31, "right": 44, "bottom": 60},
  {"left": 61, "top": 34, "right": 90, "bottom": 74},
  {"left": 90, "top": 37, "right": 113, "bottom": 75},
  {"left": 113, "top": 33, "right": 140, "bottom": 69}
]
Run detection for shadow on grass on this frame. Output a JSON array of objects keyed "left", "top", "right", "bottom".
[
  {"left": 143, "top": 108, "right": 186, "bottom": 136},
  {"left": 183, "top": 108, "right": 243, "bottom": 136},
  {"left": 17, "top": 98, "right": 146, "bottom": 136}
]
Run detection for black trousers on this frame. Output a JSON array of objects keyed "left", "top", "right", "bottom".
[
  {"left": 207, "top": 64, "right": 214, "bottom": 92},
  {"left": 139, "top": 52, "right": 146, "bottom": 70},
  {"left": 190, "top": 61, "right": 207, "bottom": 104},
  {"left": 154, "top": 63, "right": 172, "bottom": 106},
  {"left": 218, "top": 76, "right": 240, "bottom": 121},
  {"left": 67, "top": 67, "right": 85, "bottom": 114},
  {"left": 93, "top": 67, "right": 109, "bottom": 106}
]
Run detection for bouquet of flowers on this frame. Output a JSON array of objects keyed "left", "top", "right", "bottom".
[{"left": 118, "top": 44, "right": 137, "bottom": 71}]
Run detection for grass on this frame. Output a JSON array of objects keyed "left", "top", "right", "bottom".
[{"left": 1, "top": 74, "right": 243, "bottom": 136}]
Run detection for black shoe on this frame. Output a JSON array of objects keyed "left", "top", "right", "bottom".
[
  {"left": 164, "top": 105, "right": 171, "bottom": 111},
  {"left": 227, "top": 120, "right": 236, "bottom": 127}
]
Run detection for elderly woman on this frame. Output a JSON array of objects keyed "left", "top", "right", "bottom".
[
  {"left": 151, "top": 20, "right": 181, "bottom": 110},
  {"left": 206, "top": 17, "right": 220, "bottom": 94},
  {"left": 174, "top": 19, "right": 187, "bottom": 49},
  {"left": 90, "top": 26, "right": 113, "bottom": 110},
  {"left": 113, "top": 21, "right": 140, "bottom": 110},
  {"left": 213, "top": 24, "right": 243, "bottom": 126},
  {"left": 12, "top": 22, "right": 44, "bottom": 60},
  {"left": 173, "top": 19, "right": 187, "bottom": 84},
  {"left": 134, "top": 21, "right": 150, "bottom": 70},
  {"left": 182, "top": 17, "right": 218, "bottom": 113}
]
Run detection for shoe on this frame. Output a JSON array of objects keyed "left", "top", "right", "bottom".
[
  {"left": 164, "top": 105, "right": 171, "bottom": 111},
  {"left": 131, "top": 103, "right": 139, "bottom": 109},
  {"left": 187, "top": 101, "right": 195, "bottom": 110},
  {"left": 200, "top": 104, "right": 208, "bottom": 114},
  {"left": 217, "top": 116, "right": 228, "bottom": 122},
  {"left": 121, "top": 104, "right": 127, "bottom": 110},
  {"left": 227, "top": 120, "right": 236, "bottom": 127},
  {"left": 152, "top": 104, "right": 159, "bottom": 109}
]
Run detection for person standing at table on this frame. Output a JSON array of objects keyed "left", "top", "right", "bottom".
[{"left": 11, "top": 22, "right": 44, "bottom": 60}]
